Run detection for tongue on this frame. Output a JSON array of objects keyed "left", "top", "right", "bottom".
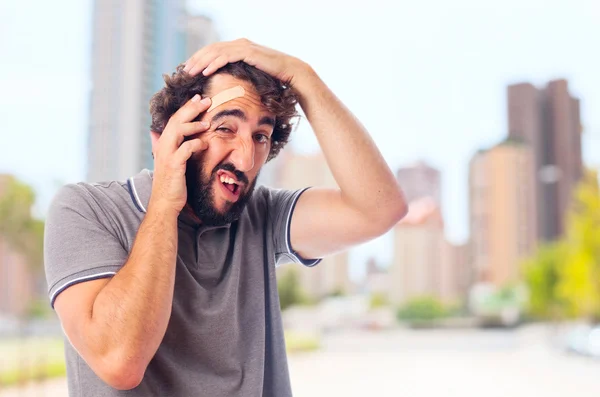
[{"left": 224, "top": 182, "right": 236, "bottom": 193}]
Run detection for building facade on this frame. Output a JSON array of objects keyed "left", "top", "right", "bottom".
[
  {"left": 396, "top": 161, "right": 441, "bottom": 205},
  {"left": 389, "top": 197, "right": 444, "bottom": 305},
  {"left": 469, "top": 141, "right": 537, "bottom": 287},
  {"left": 439, "top": 241, "right": 469, "bottom": 304},
  {"left": 507, "top": 79, "right": 582, "bottom": 241}
]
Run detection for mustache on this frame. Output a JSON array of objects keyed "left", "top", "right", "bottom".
[{"left": 212, "top": 163, "right": 249, "bottom": 185}]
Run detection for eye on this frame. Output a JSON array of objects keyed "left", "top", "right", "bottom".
[
  {"left": 254, "top": 134, "right": 270, "bottom": 143},
  {"left": 216, "top": 127, "right": 233, "bottom": 133}
]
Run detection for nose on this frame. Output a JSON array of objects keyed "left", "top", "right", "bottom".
[{"left": 228, "top": 135, "right": 255, "bottom": 173}]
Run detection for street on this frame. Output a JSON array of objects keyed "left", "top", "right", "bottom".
[
  {"left": 289, "top": 324, "right": 600, "bottom": 397},
  {"left": 2, "top": 324, "right": 599, "bottom": 396}
]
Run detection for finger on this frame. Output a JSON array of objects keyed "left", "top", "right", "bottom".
[
  {"left": 169, "top": 95, "right": 211, "bottom": 125},
  {"left": 185, "top": 40, "right": 247, "bottom": 76},
  {"left": 185, "top": 44, "right": 223, "bottom": 76},
  {"left": 201, "top": 54, "right": 231, "bottom": 76},
  {"left": 172, "top": 121, "right": 211, "bottom": 146},
  {"left": 174, "top": 138, "right": 208, "bottom": 164},
  {"left": 187, "top": 50, "right": 219, "bottom": 76},
  {"left": 183, "top": 44, "right": 215, "bottom": 73},
  {"left": 161, "top": 119, "right": 209, "bottom": 150}
]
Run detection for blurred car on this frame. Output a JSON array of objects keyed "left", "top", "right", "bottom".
[
  {"left": 561, "top": 323, "right": 600, "bottom": 359},
  {"left": 564, "top": 323, "right": 593, "bottom": 356},
  {"left": 586, "top": 326, "right": 600, "bottom": 358}
]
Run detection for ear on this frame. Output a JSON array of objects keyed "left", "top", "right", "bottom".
[{"left": 150, "top": 131, "right": 160, "bottom": 155}]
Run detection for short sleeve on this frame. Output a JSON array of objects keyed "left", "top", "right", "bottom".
[
  {"left": 44, "top": 184, "right": 128, "bottom": 308},
  {"left": 265, "top": 187, "right": 322, "bottom": 268}
]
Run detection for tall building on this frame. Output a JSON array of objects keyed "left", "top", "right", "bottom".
[
  {"left": 439, "top": 241, "right": 469, "bottom": 304},
  {"left": 507, "top": 79, "right": 582, "bottom": 241},
  {"left": 363, "top": 258, "right": 389, "bottom": 296},
  {"left": 389, "top": 197, "right": 444, "bottom": 305},
  {"left": 469, "top": 141, "right": 537, "bottom": 286},
  {"left": 87, "top": 1, "right": 219, "bottom": 182},
  {"left": 273, "top": 150, "right": 351, "bottom": 299},
  {"left": 183, "top": 15, "right": 220, "bottom": 60},
  {"left": 396, "top": 161, "right": 441, "bottom": 204}
]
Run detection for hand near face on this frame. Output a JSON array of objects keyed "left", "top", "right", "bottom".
[
  {"left": 150, "top": 95, "right": 212, "bottom": 215},
  {"left": 183, "top": 38, "right": 308, "bottom": 86}
]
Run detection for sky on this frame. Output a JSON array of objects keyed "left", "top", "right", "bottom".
[{"left": 0, "top": 0, "right": 598, "bottom": 279}]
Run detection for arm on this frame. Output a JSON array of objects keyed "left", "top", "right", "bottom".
[
  {"left": 55, "top": 205, "right": 178, "bottom": 389},
  {"left": 52, "top": 95, "right": 211, "bottom": 390},
  {"left": 184, "top": 39, "right": 408, "bottom": 258},
  {"left": 287, "top": 67, "right": 408, "bottom": 258}
]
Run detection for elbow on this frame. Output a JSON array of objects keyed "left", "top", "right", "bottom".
[
  {"left": 96, "top": 352, "right": 147, "bottom": 390},
  {"left": 390, "top": 187, "right": 409, "bottom": 224},
  {"left": 395, "top": 201, "right": 409, "bottom": 222},
  {"left": 105, "top": 369, "right": 144, "bottom": 391},
  {"left": 388, "top": 201, "right": 409, "bottom": 227},
  {"left": 376, "top": 199, "right": 408, "bottom": 232}
]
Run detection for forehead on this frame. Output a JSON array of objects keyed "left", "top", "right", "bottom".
[{"left": 204, "top": 74, "right": 272, "bottom": 118}]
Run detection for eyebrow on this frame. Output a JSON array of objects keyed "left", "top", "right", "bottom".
[{"left": 211, "top": 108, "right": 275, "bottom": 128}]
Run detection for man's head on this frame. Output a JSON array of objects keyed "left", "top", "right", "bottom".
[{"left": 149, "top": 62, "right": 299, "bottom": 226}]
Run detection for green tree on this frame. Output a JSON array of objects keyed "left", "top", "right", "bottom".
[
  {"left": 277, "top": 267, "right": 307, "bottom": 311},
  {"left": 522, "top": 242, "right": 566, "bottom": 319},
  {"left": 368, "top": 292, "right": 389, "bottom": 309},
  {"left": 556, "top": 170, "right": 600, "bottom": 320},
  {"left": 0, "top": 176, "right": 44, "bottom": 273},
  {"left": 396, "top": 296, "right": 447, "bottom": 322},
  {"left": 523, "top": 169, "right": 600, "bottom": 321}
]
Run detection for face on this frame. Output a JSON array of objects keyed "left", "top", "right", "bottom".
[{"left": 185, "top": 74, "right": 275, "bottom": 226}]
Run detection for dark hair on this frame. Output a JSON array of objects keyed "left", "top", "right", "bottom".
[{"left": 149, "top": 62, "right": 299, "bottom": 162}]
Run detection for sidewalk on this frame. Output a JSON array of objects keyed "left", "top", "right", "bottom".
[{"left": 0, "top": 378, "right": 67, "bottom": 397}]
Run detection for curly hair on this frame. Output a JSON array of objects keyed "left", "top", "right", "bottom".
[{"left": 149, "top": 62, "right": 299, "bottom": 162}]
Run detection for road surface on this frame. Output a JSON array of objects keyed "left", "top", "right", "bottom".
[{"left": 2, "top": 324, "right": 599, "bottom": 397}]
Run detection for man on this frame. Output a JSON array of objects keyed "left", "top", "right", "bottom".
[{"left": 44, "top": 39, "right": 407, "bottom": 396}]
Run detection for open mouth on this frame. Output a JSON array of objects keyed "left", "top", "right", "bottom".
[{"left": 216, "top": 172, "right": 241, "bottom": 200}]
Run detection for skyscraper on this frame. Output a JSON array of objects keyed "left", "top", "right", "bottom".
[
  {"left": 389, "top": 197, "right": 444, "bottom": 305},
  {"left": 469, "top": 141, "right": 537, "bottom": 286},
  {"left": 440, "top": 241, "right": 469, "bottom": 304},
  {"left": 396, "top": 161, "right": 441, "bottom": 205},
  {"left": 183, "top": 15, "right": 220, "bottom": 61},
  {"left": 87, "top": 1, "right": 219, "bottom": 182},
  {"left": 507, "top": 79, "right": 582, "bottom": 241}
]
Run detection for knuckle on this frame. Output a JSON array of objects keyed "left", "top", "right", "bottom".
[{"left": 205, "top": 50, "right": 216, "bottom": 60}]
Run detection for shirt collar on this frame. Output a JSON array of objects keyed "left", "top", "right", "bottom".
[{"left": 127, "top": 169, "right": 152, "bottom": 213}]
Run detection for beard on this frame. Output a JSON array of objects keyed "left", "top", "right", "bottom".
[{"left": 185, "top": 158, "right": 258, "bottom": 227}]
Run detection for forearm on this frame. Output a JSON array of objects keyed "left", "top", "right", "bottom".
[
  {"left": 292, "top": 66, "right": 408, "bottom": 220},
  {"left": 86, "top": 204, "right": 178, "bottom": 373}
]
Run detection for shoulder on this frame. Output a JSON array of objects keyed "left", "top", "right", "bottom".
[
  {"left": 48, "top": 179, "right": 133, "bottom": 222},
  {"left": 243, "top": 185, "right": 312, "bottom": 230},
  {"left": 245, "top": 185, "right": 306, "bottom": 214}
]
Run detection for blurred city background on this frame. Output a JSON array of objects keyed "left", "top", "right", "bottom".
[{"left": 1, "top": 0, "right": 599, "bottom": 396}]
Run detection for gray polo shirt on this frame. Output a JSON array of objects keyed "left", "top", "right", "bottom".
[{"left": 44, "top": 169, "right": 320, "bottom": 397}]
